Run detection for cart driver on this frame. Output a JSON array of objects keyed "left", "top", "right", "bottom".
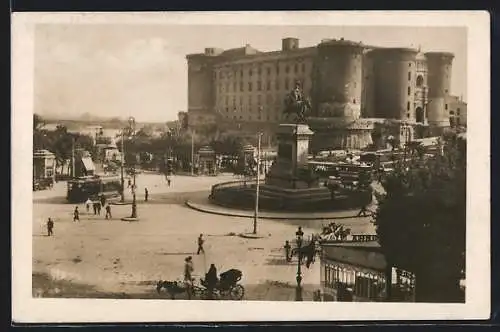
[{"left": 205, "top": 263, "right": 218, "bottom": 299}]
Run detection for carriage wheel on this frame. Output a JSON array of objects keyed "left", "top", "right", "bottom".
[
  {"left": 229, "top": 285, "right": 245, "bottom": 300},
  {"left": 192, "top": 286, "right": 206, "bottom": 299}
]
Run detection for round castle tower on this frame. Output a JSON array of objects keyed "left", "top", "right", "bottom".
[
  {"left": 308, "top": 39, "right": 373, "bottom": 151},
  {"left": 313, "top": 39, "right": 365, "bottom": 119},
  {"left": 370, "top": 47, "right": 419, "bottom": 121},
  {"left": 425, "top": 52, "right": 454, "bottom": 130}
]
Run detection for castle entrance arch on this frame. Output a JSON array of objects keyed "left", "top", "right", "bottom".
[{"left": 415, "top": 107, "right": 425, "bottom": 124}]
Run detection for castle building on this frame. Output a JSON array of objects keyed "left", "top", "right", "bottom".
[{"left": 186, "top": 38, "right": 465, "bottom": 150}]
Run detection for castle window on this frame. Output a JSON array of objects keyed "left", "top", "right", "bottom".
[
  {"left": 294, "top": 64, "right": 299, "bottom": 73},
  {"left": 285, "top": 65, "right": 290, "bottom": 74},
  {"left": 445, "top": 89, "right": 449, "bottom": 93},
  {"left": 249, "top": 96, "right": 252, "bottom": 106},
  {"left": 353, "top": 99, "right": 356, "bottom": 104},
  {"left": 302, "top": 63, "right": 306, "bottom": 72},
  {"left": 276, "top": 64, "right": 280, "bottom": 74},
  {"left": 285, "top": 78, "right": 289, "bottom": 90},
  {"left": 416, "top": 75, "right": 424, "bottom": 87},
  {"left": 457, "top": 108, "right": 461, "bottom": 115},
  {"left": 267, "top": 81, "right": 271, "bottom": 91},
  {"left": 248, "top": 82, "right": 253, "bottom": 91},
  {"left": 233, "top": 115, "right": 236, "bottom": 119},
  {"left": 240, "top": 82, "right": 243, "bottom": 92},
  {"left": 257, "top": 81, "right": 262, "bottom": 91},
  {"left": 240, "top": 96, "right": 243, "bottom": 105},
  {"left": 226, "top": 107, "right": 229, "bottom": 113},
  {"left": 407, "top": 112, "right": 411, "bottom": 118},
  {"left": 449, "top": 111, "right": 455, "bottom": 115},
  {"left": 445, "top": 104, "right": 448, "bottom": 110},
  {"left": 240, "top": 116, "right": 243, "bottom": 119},
  {"left": 275, "top": 80, "right": 280, "bottom": 90},
  {"left": 408, "top": 71, "right": 411, "bottom": 81},
  {"left": 233, "top": 97, "right": 236, "bottom": 106},
  {"left": 249, "top": 69, "right": 253, "bottom": 77},
  {"left": 233, "top": 82, "right": 237, "bottom": 91},
  {"left": 257, "top": 95, "right": 262, "bottom": 104},
  {"left": 407, "top": 102, "right": 410, "bottom": 111},
  {"left": 409, "top": 63, "right": 412, "bottom": 67},
  {"left": 225, "top": 96, "right": 229, "bottom": 106},
  {"left": 240, "top": 70, "right": 243, "bottom": 78},
  {"left": 267, "top": 67, "right": 271, "bottom": 75},
  {"left": 408, "top": 87, "right": 411, "bottom": 96}
]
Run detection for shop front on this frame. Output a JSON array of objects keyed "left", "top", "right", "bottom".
[
  {"left": 198, "top": 146, "right": 217, "bottom": 175},
  {"left": 33, "top": 149, "right": 56, "bottom": 189},
  {"left": 320, "top": 241, "right": 416, "bottom": 302}
]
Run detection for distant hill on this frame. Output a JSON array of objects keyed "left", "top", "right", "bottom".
[{"left": 39, "top": 113, "right": 171, "bottom": 129}]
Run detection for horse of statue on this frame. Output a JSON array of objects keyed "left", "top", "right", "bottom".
[{"left": 283, "top": 81, "right": 312, "bottom": 123}]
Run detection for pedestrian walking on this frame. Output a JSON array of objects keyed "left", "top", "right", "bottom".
[
  {"left": 100, "top": 194, "right": 106, "bottom": 208},
  {"left": 73, "top": 206, "right": 80, "bottom": 222},
  {"left": 47, "top": 218, "right": 54, "bottom": 236},
  {"left": 357, "top": 204, "right": 369, "bottom": 217},
  {"left": 127, "top": 178, "right": 132, "bottom": 188},
  {"left": 105, "top": 204, "right": 112, "bottom": 219},
  {"left": 97, "top": 202, "right": 102, "bottom": 216},
  {"left": 197, "top": 234, "right": 205, "bottom": 255},
  {"left": 144, "top": 187, "right": 149, "bottom": 202},
  {"left": 167, "top": 177, "right": 171, "bottom": 187},
  {"left": 93, "top": 202, "right": 98, "bottom": 215},
  {"left": 85, "top": 198, "right": 92, "bottom": 213},
  {"left": 284, "top": 240, "right": 292, "bottom": 262},
  {"left": 184, "top": 256, "right": 194, "bottom": 299}
]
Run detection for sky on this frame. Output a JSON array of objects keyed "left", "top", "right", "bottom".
[{"left": 34, "top": 24, "right": 467, "bottom": 123}]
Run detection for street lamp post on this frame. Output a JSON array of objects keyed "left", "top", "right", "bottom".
[
  {"left": 295, "top": 227, "right": 304, "bottom": 301},
  {"left": 128, "top": 117, "right": 138, "bottom": 219},
  {"left": 191, "top": 129, "right": 195, "bottom": 176},
  {"left": 131, "top": 168, "right": 137, "bottom": 218},
  {"left": 120, "top": 131, "right": 125, "bottom": 202},
  {"left": 120, "top": 117, "right": 139, "bottom": 221},
  {"left": 253, "top": 132, "right": 263, "bottom": 235}
]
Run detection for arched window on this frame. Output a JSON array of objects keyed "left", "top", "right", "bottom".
[{"left": 416, "top": 75, "right": 424, "bottom": 87}]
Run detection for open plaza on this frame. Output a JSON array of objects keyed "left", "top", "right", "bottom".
[{"left": 33, "top": 173, "right": 375, "bottom": 301}]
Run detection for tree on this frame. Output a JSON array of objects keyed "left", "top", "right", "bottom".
[{"left": 374, "top": 134, "right": 466, "bottom": 302}]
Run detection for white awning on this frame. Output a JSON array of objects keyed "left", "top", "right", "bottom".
[{"left": 81, "top": 157, "right": 95, "bottom": 172}]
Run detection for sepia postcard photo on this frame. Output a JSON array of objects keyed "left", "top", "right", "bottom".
[{"left": 11, "top": 11, "right": 490, "bottom": 323}]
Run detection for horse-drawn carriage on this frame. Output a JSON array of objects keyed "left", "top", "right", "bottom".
[
  {"left": 288, "top": 223, "right": 353, "bottom": 268},
  {"left": 156, "top": 268, "right": 245, "bottom": 300}
]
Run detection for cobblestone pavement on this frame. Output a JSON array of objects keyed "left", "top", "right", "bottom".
[{"left": 33, "top": 173, "right": 375, "bottom": 301}]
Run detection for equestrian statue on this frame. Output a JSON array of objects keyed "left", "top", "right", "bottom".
[{"left": 283, "top": 80, "right": 312, "bottom": 124}]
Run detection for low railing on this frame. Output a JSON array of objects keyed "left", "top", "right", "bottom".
[{"left": 210, "top": 179, "right": 257, "bottom": 198}]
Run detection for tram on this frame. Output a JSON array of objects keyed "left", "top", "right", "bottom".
[{"left": 66, "top": 175, "right": 122, "bottom": 203}]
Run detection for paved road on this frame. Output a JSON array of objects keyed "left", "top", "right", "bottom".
[{"left": 33, "top": 173, "right": 375, "bottom": 300}]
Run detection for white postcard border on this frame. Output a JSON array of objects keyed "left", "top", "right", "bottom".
[{"left": 12, "top": 11, "right": 491, "bottom": 322}]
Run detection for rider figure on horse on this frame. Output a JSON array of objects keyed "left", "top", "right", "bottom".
[{"left": 284, "top": 80, "right": 311, "bottom": 123}]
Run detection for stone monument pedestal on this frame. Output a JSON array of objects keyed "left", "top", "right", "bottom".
[
  {"left": 260, "top": 124, "right": 331, "bottom": 207},
  {"left": 265, "top": 124, "right": 317, "bottom": 189}
]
